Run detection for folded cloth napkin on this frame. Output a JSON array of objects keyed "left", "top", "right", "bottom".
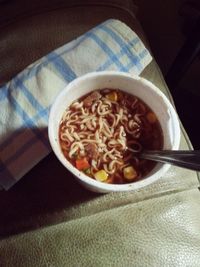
[{"left": 0, "top": 19, "right": 152, "bottom": 190}]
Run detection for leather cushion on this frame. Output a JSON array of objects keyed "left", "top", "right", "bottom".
[{"left": 0, "top": 0, "right": 139, "bottom": 85}]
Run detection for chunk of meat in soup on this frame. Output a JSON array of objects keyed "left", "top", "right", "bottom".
[
  {"left": 83, "top": 91, "right": 101, "bottom": 107},
  {"left": 85, "top": 143, "right": 99, "bottom": 160}
]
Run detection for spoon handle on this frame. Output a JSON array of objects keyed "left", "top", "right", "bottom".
[
  {"left": 142, "top": 150, "right": 200, "bottom": 171},
  {"left": 128, "top": 149, "right": 200, "bottom": 171}
]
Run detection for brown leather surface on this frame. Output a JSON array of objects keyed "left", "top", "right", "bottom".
[
  {"left": 1, "top": 188, "right": 200, "bottom": 267},
  {"left": 0, "top": 0, "right": 137, "bottom": 26}
]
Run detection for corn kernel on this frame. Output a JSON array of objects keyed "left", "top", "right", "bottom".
[
  {"left": 106, "top": 92, "right": 118, "bottom": 101},
  {"left": 94, "top": 170, "right": 108, "bottom": 182},
  {"left": 123, "top": 166, "right": 137, "bottom": 181}
]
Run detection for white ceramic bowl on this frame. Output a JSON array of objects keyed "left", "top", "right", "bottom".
[{"left": 48, "top": 71, "right": 181, "bottom": 193}]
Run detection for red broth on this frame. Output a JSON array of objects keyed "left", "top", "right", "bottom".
[{"left": 59, "top": 89, "right": 163, "bottom": 184}]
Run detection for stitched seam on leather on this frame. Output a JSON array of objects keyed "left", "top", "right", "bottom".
[{"left": 0, "top": 2, "right": 136, "bottom": 28}]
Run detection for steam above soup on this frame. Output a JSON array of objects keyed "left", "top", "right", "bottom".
[{"left": 59, "top": 89, "right": 163, "bottom": 184}]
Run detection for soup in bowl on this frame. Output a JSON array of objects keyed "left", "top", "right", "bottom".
[{"left": 48, "top": 71, "right": 180, "bottom": 193}]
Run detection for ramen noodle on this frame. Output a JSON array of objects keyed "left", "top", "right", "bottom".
[{"left": 59, "top": 89, "right": 163, "bottom": 184}]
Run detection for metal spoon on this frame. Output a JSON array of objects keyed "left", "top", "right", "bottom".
[{"left": 127, "top": 148, "right": 200, "bottom": 171}]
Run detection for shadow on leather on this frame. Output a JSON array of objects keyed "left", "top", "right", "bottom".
[{"left": 0, "top": 151, "right": 99, "bottom": 238}]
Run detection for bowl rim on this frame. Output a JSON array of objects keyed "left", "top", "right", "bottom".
[{"left": 48, "top": 71, "right": 181, "bottom": 192}]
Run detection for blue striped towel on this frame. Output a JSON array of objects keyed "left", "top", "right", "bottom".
[{"left": 0, "top": 19, "right": 152, "bottom": 190}]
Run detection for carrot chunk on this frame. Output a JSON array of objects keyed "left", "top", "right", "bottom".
[
  {"left": 146, "top": 112, "right": 157, "bottom": 123},
  {"left": 76, "top": 158, "right": 90, "bottom": 170}
]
